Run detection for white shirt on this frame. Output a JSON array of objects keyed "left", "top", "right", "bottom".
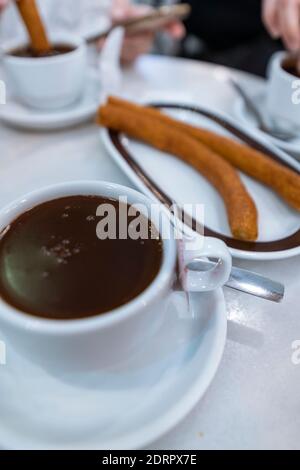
[{"left": 0, "top": 0, "right": 112, "bottom": 43}]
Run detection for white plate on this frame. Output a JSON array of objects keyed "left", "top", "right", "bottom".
[
  {"left": 234, "top": 90, "right": 300, "bottom": 156},
  {"left": 101, "top": 101, "right": 300, "bottom": 261},
  {"left": 0, "top": 68, "right": 100, "bottom": 131},
  {"left": 0, "top": 289, "right": 226, "bottom": 450}
]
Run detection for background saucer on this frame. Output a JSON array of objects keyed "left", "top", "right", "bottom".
[
  {"left": 0, "top": 289, "right": 226, "bottom": 450},
  {"left": 234, "top": 90, "right": 300, "bottom": 157},
  {"left": 0, "top": 68, "right": 100, "bottom": 131}
]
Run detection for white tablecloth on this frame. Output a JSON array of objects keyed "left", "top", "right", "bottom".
[{"left": 0, "top": 55, "right": 299, "bottom": 450}]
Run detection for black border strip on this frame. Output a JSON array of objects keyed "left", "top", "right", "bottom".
[{"left": 109, "top": 103, "right": 300, "bottom": 253}]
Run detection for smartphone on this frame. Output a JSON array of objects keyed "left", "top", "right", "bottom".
[{"left": 87, "top": 4, "right": 191, "bottom": 43}]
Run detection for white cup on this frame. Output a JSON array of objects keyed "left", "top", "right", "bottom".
[
  {"left": 1, "top": 33, "right": 87, "bottom": 110},
  {"left": 0, "top": 181, "right": 231, "bottom": 371},
  {"left": 267, "top": 51, "right": 300, "bottom": 130}
]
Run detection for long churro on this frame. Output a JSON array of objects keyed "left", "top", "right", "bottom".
[
  {"left": 16, "top": 0, "right": 51, "bottom": 54},
  {"left": 99, "top": 103, "right": 258, "bottom": 242},
  {"left": 107, "top": 96, "right": 300, "bottom": 212}
]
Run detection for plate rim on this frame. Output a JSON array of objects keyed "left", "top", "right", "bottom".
[
  {"left": 0, "top": 289, "right": 227, "bottom": 450},
  {"left": 101, "top": 103, "right": 300, "bottom": 261}
]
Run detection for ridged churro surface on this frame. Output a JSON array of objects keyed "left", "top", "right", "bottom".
[
  {"left": 99, "top": 103, "right": 258, "bottom": 242},
  {"left": 108, "top": 96, "right": 300, "bottom": 212},
  {"left": 16, "top": 0, "right": 50, "bottom": 54}
]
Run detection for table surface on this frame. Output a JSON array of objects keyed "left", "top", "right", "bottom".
[{"left": 0, "top": 55, "right": 299, "bottom": 451}]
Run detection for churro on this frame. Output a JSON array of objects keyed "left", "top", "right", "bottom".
[
  {"left": 16, "top": 0, "right": 51, "bottom": 54},
  {"left": 107, "top": 96, "right": 300, "bottom": 212},
  {"left": 99, "top": 103, "right": 258, "bottom": 241}
]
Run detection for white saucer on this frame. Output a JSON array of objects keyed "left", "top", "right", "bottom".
[
  {"left": 234, "top": 90, "right": 300, "bottom": 156},
  {"left": 0, "top": 290, "right": 226, "bottom": 450},
  {"left": 0, "top": 68, "right": 100, "bottom": 131},
  {"left": 102, "top": 101, "right": 300, "bottom": 261}
]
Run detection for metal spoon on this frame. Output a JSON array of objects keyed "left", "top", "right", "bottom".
[
  {"left": 188, "top": 260, "right": 284, "bottom": 303},
  {"left": 229, "top": 78, "right": 296, "bottom": 142}
]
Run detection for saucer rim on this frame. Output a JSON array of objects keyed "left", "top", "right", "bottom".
[
  {"left": 0, "top": 67, "right": 100, "bottom": 130},
  {"left": 0, "top": 288, "right": 227, "bottom": 450}
]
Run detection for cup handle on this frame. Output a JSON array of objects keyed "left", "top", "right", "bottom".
[{"left": 179, "top": 236, "right": 232, "bottom": 292}]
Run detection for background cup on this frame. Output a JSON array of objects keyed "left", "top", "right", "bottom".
[
  {"left": 1, "top": 33, "right": 87, "bottom": 110},
  {"left": 266, "top": 51, "right": 300, "bottom": 130},
  {"left": 0, "top": 181, "right": 231, "bottom": 372}
]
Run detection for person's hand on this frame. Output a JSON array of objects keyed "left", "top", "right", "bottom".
[
  {"left": 0, "top": 0, "right": 9, "bottom": 13},
  {"left": 263, "top": 0, "right": 300, "bottom": 50},
  {"left": 99, "top": 0, "right": 185, "bottom": 65}
]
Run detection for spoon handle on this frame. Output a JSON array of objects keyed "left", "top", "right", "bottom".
[
  {"left": 227, "top": 265, "right": 284, "bottom": 302},
  {"left": 182, "top": 260, "right": 284, "bottom": 303}
]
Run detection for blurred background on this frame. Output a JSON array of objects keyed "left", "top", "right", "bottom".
[
  {"left": 0, "top": 0, "right": 288, "bottom": 77},
  {"left": 136, "top": 0, "right": 283, "bottom": 76}
]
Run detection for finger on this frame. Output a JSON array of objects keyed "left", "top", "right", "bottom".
[
  {"left": 123, "top": 35, "right": 154, "bottom": 54},
  {"left": 0, "top": 0, "right": 9, "bottom": 9},
  {"left": 279, "top": 0, "right": 300, "bottom": 50},
  {"left": 96, "top": 37, "right": 106, "bottom": 51},
  {"left": 121, "top": 37, "right": 153, "bottom": 64},
  {"left": 164, "top": 21, "right": 186, "bottom": 39},
  {"left": 112, "top": 0, "right": 130, "bottom": 11},
  {"left": 112, "top": 0, "right": 132, "bottom": 22},
  {"left": 123, "top": 30, "right": 154, "bottom": 42},
  {"left": 97, "top": 32, "right": 153, "bottom": 62},
  {"left": 262, "top": 0, "right": 280, "bottom": 37},
  {"left": 121, "top": 50, "right": 148, "bottom": 65},
  {"left": 121, "top": 49, "right": 144, "bottom": 65}
]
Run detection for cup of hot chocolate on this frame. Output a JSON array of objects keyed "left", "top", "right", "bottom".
[
  {"left": 0, "top": 181, "right": 231, "bottom": 371},
  {"left": 1, "top": 32, "right": 87, "bottom": 110},
  {"left": 266, "top": 51, "right": 300, "bottom": 131}
]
